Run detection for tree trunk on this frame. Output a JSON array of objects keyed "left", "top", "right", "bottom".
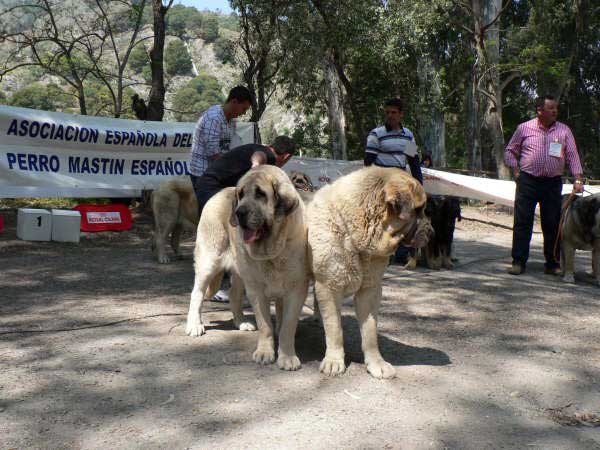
[
  {"left": 331, "top": 53, "right": 366, "bottom": 150},
  {"left": 324, "top": 52, "right": 347, "bottom": 160},
  {"left": 76, "top": 82, "right": 87, "bottom": 115},
  {"left": 467, "top": 64, "right": 482, "bottom": 171},
  {"left": 481, "top": 0, "right": 510, "bottom": 178},
  {"left": 146, "top": 0, "right": 169, "bottom": 122},
  {"left": 417, "top": 53, "right": 445, "bottom": 167}
]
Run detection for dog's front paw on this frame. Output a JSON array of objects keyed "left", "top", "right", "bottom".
[
  {"left": 278, "top": 354, "right": 301, "bottom": 371},
  {"left": 319, "top": 357, "right": 346, "bottom": 376},
  {"left": 562, "top": 274, "right": 575, "bottom": 284},
  {"left": 366, "top": 359, "right": 396, "bottom": 379},
  {"left": 238, "top": 322, "right": 256, "bottom": 331},
  {"left": 186, "top": 315, "right": 205, "bottom": 337},
  {"left": 253, "top": 347, "right": 275, "bottom": 365},
  {"left": 403, "top": 257, "right": 417, "bottom": 270}
]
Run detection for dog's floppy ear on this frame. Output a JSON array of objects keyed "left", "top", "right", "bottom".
[
  {"left": 229, "top": 189, "right": 239, "bottom": 227},
  {"left": 384, "top": 181, "right": 414, "bottom": 220},
  {"left": 273, "top": 180, "right": 299, "bottom": 216}
]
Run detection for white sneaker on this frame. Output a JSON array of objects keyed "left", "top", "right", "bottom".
[{"left": 212, "top": 289, "right": 229, "bottom": 303}]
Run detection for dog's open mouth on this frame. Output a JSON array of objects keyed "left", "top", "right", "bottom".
[{"left": 242, "top": 225, "right": 268, "bottom": 244}]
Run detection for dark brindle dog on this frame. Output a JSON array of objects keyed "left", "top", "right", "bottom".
[
  {"left": 421, "top": 195, "right": 462, "bottom": 270},
  {"left": 560, "top": 193, "right": 600, "bottom": 285}
]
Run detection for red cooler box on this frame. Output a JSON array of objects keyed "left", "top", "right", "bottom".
[{"left": 73, "top": 204, "right": 133, "bottom": 232}]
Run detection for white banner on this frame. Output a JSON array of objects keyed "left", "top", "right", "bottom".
[
  {"left": 283, "top": 157, "right": 363, "bottom": 190},
  {"left": 0, "top": 105, "right": 257, "bottom": 198},
  {"left": 2, "top": 106, "right": 597, "bottom": 203},
  {"left": 422, "top": 168, "right": 600, "bottom": 206}
]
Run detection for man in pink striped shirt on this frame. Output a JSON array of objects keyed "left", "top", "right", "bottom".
[{"left": 504, "top": 95, "right": 584, "bottom": 276}]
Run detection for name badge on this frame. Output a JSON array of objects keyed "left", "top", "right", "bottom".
[{"left": 548, "top": 141, "right": 562, "bottom": 158}]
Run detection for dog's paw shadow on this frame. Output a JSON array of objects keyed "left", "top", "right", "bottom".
[
  {"left": 204, "top": 319, "right": 246, "bottom": 332},
  {"left": 572, "top": 271, "right": 600, "bottom": 287},
  {"left": 294, "top": 315, "right": 451, "bottom": 367}
]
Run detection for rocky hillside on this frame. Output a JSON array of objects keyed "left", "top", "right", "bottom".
[{"left": 0, "top": 5, "right": 298, "bottom": 138}]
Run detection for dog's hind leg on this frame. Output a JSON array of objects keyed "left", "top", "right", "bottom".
[
  {"left": 561, "top": 242, "right": 576, "bottom": 284},
  {"left": 170, "top": 223, "right": 183, "bottom": 259},
  {"left": 153, "top": 192, "right": 179, "bottom": 264},
  {"left": 230, "top": 273, "right": 256, "bottom": 331},
  {"left": 186, "top": 257, "right": 220, "bottom": 337}
]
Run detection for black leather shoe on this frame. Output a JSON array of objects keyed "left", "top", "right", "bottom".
[
  {"left": 508, "top": 262, "right": 525, "bottom": 275},
  {"left": 544, "top": 266, "right": 562, "bottom": 276}
]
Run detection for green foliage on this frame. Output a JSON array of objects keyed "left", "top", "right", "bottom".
[
  {"left": 217, "top": 12, "right": 240, "bottom": 32},
  {"left": 166, "top": 4, "right": 188, "bottom": 37},
  {"left": 213, "top": 37, "right": 235, "bottom": 64},
  {"left": 141, "top": 65, "right": 152, "bottom": 82},
  {"left": 165, "top": 39, "right": 193, "bottom": 77},
  {"left": 291, "top": 113, "right": 329, "bottom": 158},
  {"left": 109, "top": 1, "right": 147, "bottom": 33},
  {"left": 166, "top": 4, "right": 204, "bottom": 37},
  {"left": 187, "top": 73, "right": 221, "bottom": 96},
  {"left": 82, "top": 81, "right": 115, "bottom": 116},
  {"left": 9, "top": 83, "right": 60, "bottom": 111},
  {"left": 201, "top": 15, "right": 219, "bottom": 43},
  {"left": 128, "top": 44, "right": 149, "bottom": 74},
  {"left": 185, "top": 11, "right": 204, "bottom": 37},
  {"left": 171, "top": 73, "right": 224, "bottom": 122}
]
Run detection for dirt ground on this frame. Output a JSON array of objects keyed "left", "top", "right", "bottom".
[{"left": 1, "top": 204, "right": 600, "bottom": 450}]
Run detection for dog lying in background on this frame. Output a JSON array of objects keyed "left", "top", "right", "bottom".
[
  {"left": 289, "top": 170, "right": 316, "bottom": 204},
  {"left": 422, "top": 195, "right": 462, "bottom": 269},
  {"left": 151, "top": 171, "right": 315, "bottom": 263},
  {"left": 560, "top": 193, "right": 600, "bottom": 286}
]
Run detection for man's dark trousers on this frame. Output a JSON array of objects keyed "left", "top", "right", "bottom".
[
  {"left": 511, "top": 171, "right": 562, "bottom": 269},
  {"left": 190, "top": 174, "right": 221, "bottom": 219}
]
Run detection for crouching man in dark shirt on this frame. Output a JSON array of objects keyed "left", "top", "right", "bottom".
[{"left": 191, "top": 135, "right": 296, "bottom": 219}]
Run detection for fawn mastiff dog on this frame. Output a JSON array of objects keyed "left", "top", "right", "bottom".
[
  {"left": 186, "top": 165, "right": 310, "bottom": 370},
  {"left": 307, "top": 166, "right": 432, "bottom": 379}
]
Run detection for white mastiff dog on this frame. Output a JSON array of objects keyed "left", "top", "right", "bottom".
[
  {"left": 307, "top": 166, "right": 432, "bottom": 379},
  {"left": 186, "top": 165, "right": 309, "bottom": 370}
]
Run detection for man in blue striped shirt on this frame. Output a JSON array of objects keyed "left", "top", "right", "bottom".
[{"left": 365, "top": 98, "right": 423, "bottom": 266}]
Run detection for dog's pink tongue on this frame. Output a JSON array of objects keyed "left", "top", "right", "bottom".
[{"left": 243, "top": 228, "right": 261, "bottom": 243}]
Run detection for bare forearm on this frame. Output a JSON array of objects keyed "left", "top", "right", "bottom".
[{"left": 251, "top": 151, "right": 268, "bottom": 167}]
